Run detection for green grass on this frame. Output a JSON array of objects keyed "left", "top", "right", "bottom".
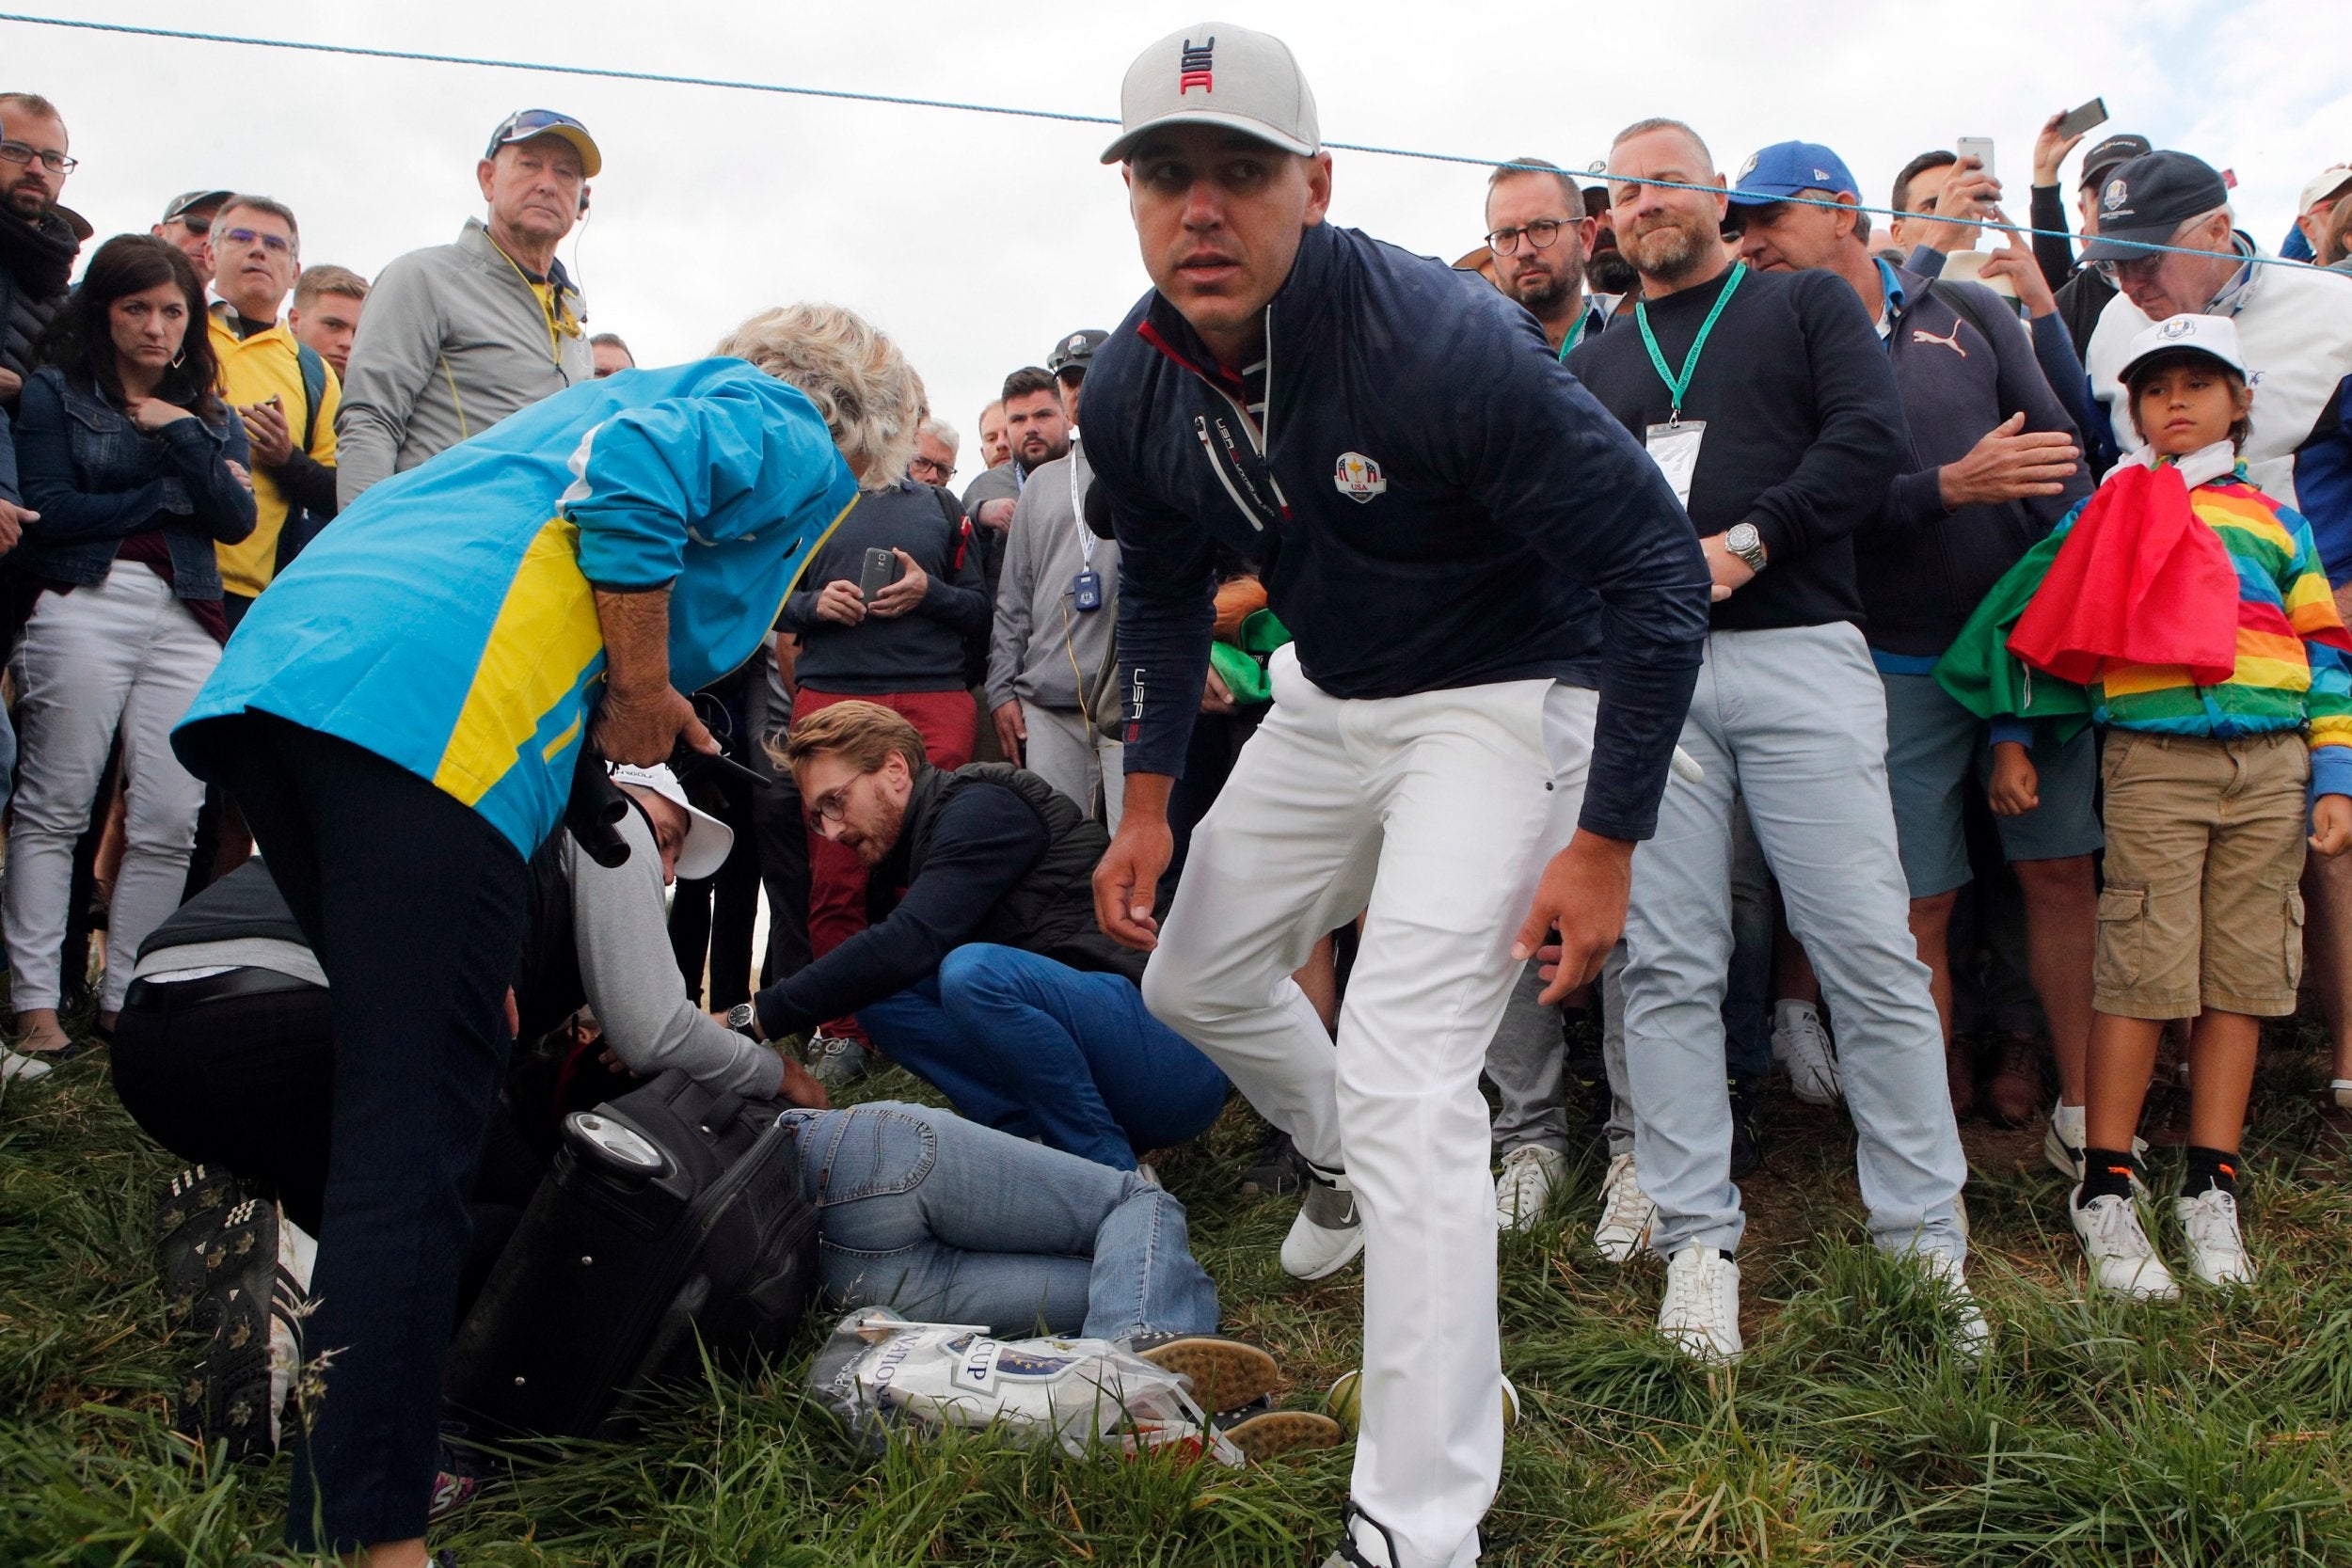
[{"left": 6, "top": 1022, "right": 2352, "bottom": 1567}]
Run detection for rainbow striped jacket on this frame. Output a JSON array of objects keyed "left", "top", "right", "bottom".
[
  {"left": 2074, "top": 453, "right": 2352, "bottom": 798},
  {"left": 176, "top": 358, "right": 858, "bottom": 856}
]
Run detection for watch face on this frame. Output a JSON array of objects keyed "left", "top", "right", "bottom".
[{"left": 726, "top": 1004, "right": 755, "bottom": 1031}]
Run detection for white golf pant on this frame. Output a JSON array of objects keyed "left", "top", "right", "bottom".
[
  {"left": 4, "top": 563, "right": 219, "bottom": 1013},
  {"left": 1144, "top": 645, "right": 1593, "bottom": 1568}
]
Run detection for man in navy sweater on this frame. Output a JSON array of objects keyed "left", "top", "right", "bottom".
[
  {"left": 1080, "top": 27, "right": 1709, "bottom": 1568},
  {"left": 1569, "top": 119, "right": 1979, "bottom": 1368}
]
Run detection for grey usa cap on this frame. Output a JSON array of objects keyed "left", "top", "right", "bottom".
[{"left": 1100, "top": 24, "right": 1320, "bottom": 165}]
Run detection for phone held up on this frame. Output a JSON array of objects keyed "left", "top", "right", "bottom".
[
  {"left": 1956, "top": 135, "right": 1996, "bottom": 183},
  {"left": 857, "top": 546, "right": 899, "bottom": 603},
  {"left": 2056, "top": 97, "right": 2108, "bottom": 142}
]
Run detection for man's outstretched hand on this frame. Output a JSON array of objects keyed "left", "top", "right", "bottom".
[
  {"left": 1511, "top": 831, "right": 1635, "bottom": 1005},
  {"left": 1093, "top": 775, "right": 1176, "bottom": 951}
]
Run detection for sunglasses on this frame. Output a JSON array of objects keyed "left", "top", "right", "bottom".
[
  {"left": 216, "top": 226, "right": 293, "bottom": 256},
  {"left": 486, "top": 108, "right": 591, "bottom": 158}
]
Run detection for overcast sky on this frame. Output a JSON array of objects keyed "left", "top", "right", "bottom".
[{"left": 8, "top": 1, "right": 2346, "bottom": 467}]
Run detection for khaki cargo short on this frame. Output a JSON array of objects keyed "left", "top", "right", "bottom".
[{"left": 2095, "top": 729, "right": 2310, "bottom": 1020}]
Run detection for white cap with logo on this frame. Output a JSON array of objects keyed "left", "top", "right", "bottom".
[
  {"left": 2298, "top": 166, "right": 2352, "bottom": 215},
  {"left": 2116, "top": 312, "right": 2249, "bottom": 385},
  {"left": 1101, "top": 23, "right": 1320, "bottom": 166},
  {"left": 608, "top": 764, "right": 735, "bottom": 880}
]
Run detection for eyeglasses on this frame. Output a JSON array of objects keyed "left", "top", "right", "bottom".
[
  {"left": 0, "top": 140, "right": 77, "bottom": 175},
  {"left": 2091, "top": 249, "right": 2169, "bottom": 286},
  {"left": 1485, "top": 217, "right": 1570, "bottom": 256},
  {"left": 176, "top": 213, "right": 213, "bottom": 236},
  {"left": 805, "top": 781, "right": 861, "bottom": 827},
  {"left": 216, "top": 227, "right": 294, "bottom": 257},
  {"left": 908, "top": 455, "right": 958, "bottom": 483}
]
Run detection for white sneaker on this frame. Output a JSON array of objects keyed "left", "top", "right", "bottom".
[
  {"left": 2043, "top": 1106, "right": 2152, "bottom": 1193},
  {"left": 1279, "top": 1164, "right": 1363, "bottom": 1280},
  {"left": 2, "top": 1048, "right": 55, "bottom": 1083},
  {"left": 1658, "top": 1245, "right": 1742, "bottom": 1363},
  {"left": 1914, "top": 1250, "right": 1991, "bottom": 1362},
  {"left": 2173, "top": 1188, "right": 2256, "bottom": 1289},
  {"left": 1495, "top": 1145, "right": 1567, "bottom": 1232},
  {"left": 1772, "top": 1006, "right": 1841, "bottom": 1105},
  {"left": 1592, "top": 1151, "right": 1657, "bottom": 1264},
  {"left": 2068, "top": 1187, "right": 2180, "bottom": 1301}
]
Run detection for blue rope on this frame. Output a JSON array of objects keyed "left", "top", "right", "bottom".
[{"left": 4, "top": 10, "right": 2338, "bottom": 277}]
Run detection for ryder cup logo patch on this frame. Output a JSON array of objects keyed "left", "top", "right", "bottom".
[
  {"left": 2161, "top": 318, "right": 2196, "bottom": 340},
  {"left": 2103, "top": 177, "right": 2129, "bottom": 213},
  {"left": 1066, "top": 333, "right": 1089, "bottom": 355},
  {"left": 1334, "top": 451, "right": 1387, "bottom": 503},
  {"left": 1178, "top": 36, "right": 1215, "bottom": 94}
]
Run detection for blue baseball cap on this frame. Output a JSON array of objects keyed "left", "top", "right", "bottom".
[{"left": 1727, "top": 141, "right": 1859, "bottom": 208}]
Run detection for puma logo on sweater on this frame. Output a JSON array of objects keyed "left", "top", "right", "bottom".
[{"left": 1912, "top": 321, "right": 1968, "bottom": 358}]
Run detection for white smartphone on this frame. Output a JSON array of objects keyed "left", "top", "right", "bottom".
[{"left": 1956, "top": 135, "right": 1996, "bottom": 182}]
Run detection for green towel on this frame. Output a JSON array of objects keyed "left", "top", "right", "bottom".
[{"left": 1931, "top": 530, "right": 2092, "bottom": 740}]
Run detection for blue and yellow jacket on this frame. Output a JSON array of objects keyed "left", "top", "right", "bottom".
[{"left": 177, "top": 357, "right": 858, "bottom": 856}]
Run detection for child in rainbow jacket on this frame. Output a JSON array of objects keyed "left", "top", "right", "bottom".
[{"left": 1936, "top": 312, "right": 2352, "bottom": 1300}]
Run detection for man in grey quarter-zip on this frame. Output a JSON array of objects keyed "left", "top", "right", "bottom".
[
  {"left": 334, "top": 110, "right": 597, "bottom": 505},
  {"left": 1080, "top": 25, "right": 1709, "bottom": 1568}
]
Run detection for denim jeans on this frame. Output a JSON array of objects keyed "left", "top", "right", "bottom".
[
  {"left": 857, "top": 943, "right": 1228, "bottom": 1171},
  {"left": 787, "top": 1101, "right": 1216, "bottom": 1340}
]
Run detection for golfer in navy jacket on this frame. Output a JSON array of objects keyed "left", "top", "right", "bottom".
[{"left": 1082, "top": 26, "right": 1709, "bottom": 1568}]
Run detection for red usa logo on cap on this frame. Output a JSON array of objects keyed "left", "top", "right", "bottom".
[{"left": 1179, "top": 36, "right": 1215, "bottom": 95}]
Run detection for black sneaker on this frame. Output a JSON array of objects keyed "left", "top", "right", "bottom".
[
  {"left": 181, "top": 1196, "right": 281, "bottom": 1462},
  {"left": 1727, "top": 1073, "right": 1764, "bottom": 1180},
  {"left": 1237, "top": 1126, "right": 1303, "bottom": 1196},
  {"left": 156, "top": 1165, "right": 247, "bottom": 1328}
]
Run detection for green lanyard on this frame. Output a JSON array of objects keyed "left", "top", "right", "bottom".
[
  {"left": 1555, "top": 307, "right": 1590, "bottom": 363},
  {"left": 1635, "top": 263, "right": 1745, "bottom": 423}
]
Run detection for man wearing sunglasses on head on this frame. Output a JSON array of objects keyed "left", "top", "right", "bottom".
[
  {"left": 205, "top": 196, "right": 341, "bottom": 626},
  {"left": 335, "top": 108, "right": 598, "bottom": 505}
]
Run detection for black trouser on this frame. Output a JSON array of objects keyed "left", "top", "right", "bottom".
[
  {"left": 110, "top": 976, "right": 545, "bottom": 1305},
  {"left": 178, "top": 712, "right": 530, "bottom": 1554},
  {"left": 752, "top": 736, "right": 812, "bottom": 985}
]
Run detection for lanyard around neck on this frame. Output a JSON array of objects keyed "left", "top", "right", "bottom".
[
  {"left": 1635, "top": 263, "right": 1745, "bottom": 422},
  {"left": 1555, "top": 301, "right": 1596, "bottom": 363},
  {"left": 1067, "top": 434, "right": 1095, "bottom": 567}
]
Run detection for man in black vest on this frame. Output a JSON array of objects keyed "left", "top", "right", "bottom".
[{"left": 735, "top": 699, "right": 1229, "bottom": 1172}]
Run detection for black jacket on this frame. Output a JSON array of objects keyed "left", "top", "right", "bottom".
[
  {"left": 779, "top": 478, "right": 990, "bottom": 695},
  {"left": 1084, "top": 220, "right": 1709, "bottom": 844},
  {"left": 1568, "top": 263, "right": 1906, "bottom": 634},
  {"left": 752, "top": 763, "right": 1136, "bottom": 1040},
  {"left": 1860, "top": 267, "right": 2091, "bottom": 657}
]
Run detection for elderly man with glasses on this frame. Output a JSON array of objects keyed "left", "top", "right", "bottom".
[
  {"left": 334, "top": 108, "right": 599, "bottom": 504},
  {"left": 2083, "top": 148, "right": 2352, "bottom": 1148}
]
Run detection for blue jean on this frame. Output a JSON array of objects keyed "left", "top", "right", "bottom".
[
  {"left": 787, "top": 1101, "right": 1217, "bottom": 1340},
  {"left": 857, "top": 943, "right": 1229, "bottom": 1170}
]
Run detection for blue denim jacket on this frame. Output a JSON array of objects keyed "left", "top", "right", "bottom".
[{"left": 10, "top": 365, "right": 255, "bottom": 600}]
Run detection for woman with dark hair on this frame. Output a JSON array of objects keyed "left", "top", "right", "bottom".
[{"left": 5, "top": 233, "right": 253, "bottom": 1058}]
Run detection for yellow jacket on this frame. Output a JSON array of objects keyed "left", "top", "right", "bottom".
[{"left": 208, "top": 307, "right": 339, "bottom": 598}]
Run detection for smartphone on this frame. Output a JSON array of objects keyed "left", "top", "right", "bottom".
[
  {"left": 856, "top": 546, "right": 898, "bottom": 603},
  {"left": 1956, "top": 136, "right": 1995, "bottom": 182},
  {"left": 2055, "top": 97, "right": 2108, "bottom": 142}
]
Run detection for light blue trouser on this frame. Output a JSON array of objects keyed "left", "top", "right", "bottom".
[
  {"left": 1620, "top": 624, "right": 1968, "bottom": 1261},
  {"left": 787, "top": 1101, "right": 1217, "bottom": 1341}
]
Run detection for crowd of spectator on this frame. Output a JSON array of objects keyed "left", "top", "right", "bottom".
[{"left": 3, "top": 32, "right": 2352, "bottom": 1568}]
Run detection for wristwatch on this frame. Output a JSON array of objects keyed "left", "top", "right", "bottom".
[
  {"left": 1724, "top": 521, "right": 1769, "bottom": 573},
  {"left": 724, "top": 1002, "right": 763, "bottom": 1042}
]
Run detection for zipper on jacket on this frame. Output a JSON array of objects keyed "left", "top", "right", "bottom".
[{"left": 1194, "top": 416, "right": 1265, "bottom": 532}]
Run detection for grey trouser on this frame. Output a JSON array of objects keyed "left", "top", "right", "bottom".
[
  {"left": 1620, "top": 625, "right": 1968, "bottom": 1261},
  {"left": 1490, "top": 798, "right": 1772, "bottom": 1163}
]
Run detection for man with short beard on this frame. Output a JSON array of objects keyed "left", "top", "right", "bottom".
[
  {"left": 1483, "top": 156, "right": 1618, "bottom": 357},
  {"left": 0, "top": 91, "right": 81, "bottom": 413},
  {"left": 1567, "top": 118, "right": 1979, "bottom": 1367}
]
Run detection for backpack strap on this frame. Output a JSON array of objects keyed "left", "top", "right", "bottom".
[{"left": 294, "top": 341, "right": 327, "bottom": 451}]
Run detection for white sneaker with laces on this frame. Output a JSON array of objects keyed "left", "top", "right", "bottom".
[
  {"left": 1772, "top": 1006, "right": 1841, "bottom": 1105},
  {"left": 1914, "top": 1250, "right": 1990, "bottom": 1362},
  {"left": 2069, "top": 1186, "right": 2180, "bottom": 1301},
  {"left": 1495, "top": 1145, "right": 1567, "bottom": 1232},
  {"left": 2042, "top": 1102, "right": 2151, "bottom": 1185},
  {"left": 1658, "top": 1245, "right": 1742, "bottom": 1363},
  {"left": 1280, "top": 1164, "right": 1363, "bottom": 1280},
  {"left": 1592, "top": 1151, "right": 1656, "bottom": 1264},
  {"left": 2174, "top": 1187, "right": 2255, "bottom": 1288}
]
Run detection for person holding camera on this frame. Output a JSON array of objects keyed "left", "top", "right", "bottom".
[{"left": 775, "top": 468, "right": 989, "bottom": 1085}]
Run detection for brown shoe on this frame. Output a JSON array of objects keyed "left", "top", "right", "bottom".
[
  {"left": 1984, "top": 1034, "right": 2045, "bottom": 1129},
  {"left": 2306, "top": 1095, "right": 2352, "bottom": 1166},
  {"left": 1945, "top": 1036, "right": 1979, "bottom": 1121}
]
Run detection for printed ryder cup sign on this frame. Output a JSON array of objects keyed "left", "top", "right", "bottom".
[{"left": 1334, "top": 451, "right": 1387, "bottom": 503}]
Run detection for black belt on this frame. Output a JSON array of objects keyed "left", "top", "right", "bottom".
[{"left": 123, "top": 966, "right": 324, "bottom": 1011}]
